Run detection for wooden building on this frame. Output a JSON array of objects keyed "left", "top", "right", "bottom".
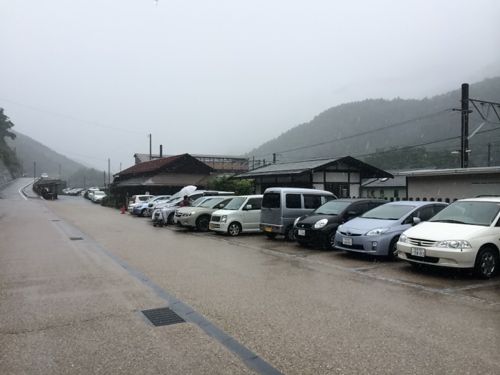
[{"left": 234, "top": 156, "right": 392, "bottom": 197}]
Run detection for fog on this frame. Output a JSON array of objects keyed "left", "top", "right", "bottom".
[{"left": 1, "top": 0, "right": 499, "bottom": 172}]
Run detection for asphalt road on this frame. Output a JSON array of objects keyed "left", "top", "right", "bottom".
[{"left": 1, "top": 178, "right": 499, "bottom": 374}]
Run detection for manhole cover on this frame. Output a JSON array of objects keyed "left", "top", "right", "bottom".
[
  {"left": 69, "top": 237, "right": 83, "bottom": 241},
  {"left": 142, "top": 307, "right": 185, "bottom": 326}
]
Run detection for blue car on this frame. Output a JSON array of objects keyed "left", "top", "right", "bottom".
[{"left": 334, "top": 201, "right": 447, "bottom": 258}]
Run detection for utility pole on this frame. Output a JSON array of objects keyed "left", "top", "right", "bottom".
[
  {"left": 273, "top": 153, "right": 276, "bottom": 163},
  {"left": 103, "top": 171, "right": 106, "bottom": 188},
  {"left": 33, "top": 161, "right": 36, "bottom": 181},
  {"left": 83, "top": 175, "right": 86, "bottom": 189},
  {"left": 487, "top": 143, "right": 492, "bottom": 167},
  {"left": 107, "top": 158, "right": 111, "bottom": 187},
  {"left": 252, "top": 156, "right": 255, "bottom": 170},
  {"left": 461, "top": 83, "right": 469, "bottom": 168},
  {"left": 149, "top": 133, "right": 152, "bottom": 160}
]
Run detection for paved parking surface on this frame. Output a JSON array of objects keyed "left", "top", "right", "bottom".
[{"left": 2, "top": 179, "right": 500, "bottom": 374}]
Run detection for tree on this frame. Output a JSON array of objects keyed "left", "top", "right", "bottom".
[
  {"left": 207, "top": 175, "right": 254, "bottom": 195},
  {"left": 0, "top": 108, "right": 16, "bottom": 142},
  {"left": 0, "top": 108, "right": 21, "bottom": 176}
]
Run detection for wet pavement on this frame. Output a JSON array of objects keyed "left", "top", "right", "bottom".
[{"left": 1, "top": 178, "right": 500, "bottom": 374}]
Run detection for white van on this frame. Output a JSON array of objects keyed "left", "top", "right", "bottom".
[
  {"left": 209, "top": 195, "right": 263, "bottom": 236},
  {"left": 260, "top": 187, "right": 335, "bottom": 240}
]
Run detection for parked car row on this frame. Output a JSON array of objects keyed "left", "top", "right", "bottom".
[{"left": 128, "top": 186, "right": 499, "bottom": 279}]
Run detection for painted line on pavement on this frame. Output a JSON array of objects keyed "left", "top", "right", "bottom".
[{"left": 49, "top": 215, "right": 283, "bottom": 375}]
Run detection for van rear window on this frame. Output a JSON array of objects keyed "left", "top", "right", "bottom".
[
  {"left": 304, "top": 194, "right": 322, "bottom": 209},
  {"left": 262, "top": 193, "right": 280, "bottom": 208}
]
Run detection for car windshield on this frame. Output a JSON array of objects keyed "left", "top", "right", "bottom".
[
  {"left": 139, "top": 196, "right": 151, "bottom": 201},
  {"left": 361, "top": 204, "right": 415, "bottom": 220},
  {"left": 198, "top": 197, "right": 225, "bottom": 208},
  {"left": 223, "top": 197, "right": 246, "bottom": 210},
  {"left": 191, "top": 197, "right": 208, "bottom": 206},
  {"left": 94, "top": 192, "right": 105, "bottom": 196},
  {"left": 430, "top": 201, "right": 500, "bottom": 226},
  {"left": 314, "top": 200, "right": 351, "bottom": 215}
]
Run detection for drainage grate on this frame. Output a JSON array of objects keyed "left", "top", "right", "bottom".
[
  {"left": 69, "top": 237, "right": 83, "bottom": 241},
  {"left": 142, "top": 307, "right": 185, "bottom": 326}
]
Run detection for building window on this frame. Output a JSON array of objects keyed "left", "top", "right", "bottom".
[{"left": 325, "top": 183, "right": 349, "bottom": 198}]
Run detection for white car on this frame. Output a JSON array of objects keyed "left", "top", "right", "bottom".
[
  {"left": 127, "top": 194, "right": 154, "bottom": 212},
  {"left": 91, "top": 190, "right": 106, "bottom": 203},
  {"left": 209, "top": 195, "right": 263, "bottom": 236},
  {"left": 397, "top": 197, "right": 500, "bottom": 278}
]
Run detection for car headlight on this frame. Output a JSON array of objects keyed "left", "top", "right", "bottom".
[
  {"left": 189, "top": 211, "right": 196, "bottom": 216},
  {"left": 293, "top": 217, "right": 302, "bottom": 226},
  {"left": 337, "top": 224, "right": 343, "bottom": 232},
  {"left": 366, "top": 228, "right": 388, "bottom": 236},
  {"left": 436, "top": 240, "right": 472, "bottom": 249},
  {"left": 221, "top": 215, "right": 227, "bottom": 223},
  {"left": 399, "top": 234, "right": 408, "bottom": 243},
  {"left": 313, "top": 218, "right": 328, "bottom": 229}
]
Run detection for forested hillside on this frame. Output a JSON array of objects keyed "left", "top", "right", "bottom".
[
  {"left": 7, "top": 131, "right": 107, "bottom": 187},
  {"left": 248, "top": 77, "right": 500, "bottom": 169}
]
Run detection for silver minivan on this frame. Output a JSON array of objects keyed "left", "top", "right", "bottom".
[{"left": 260, "top": 187, "right": 335, "bottom": 240}]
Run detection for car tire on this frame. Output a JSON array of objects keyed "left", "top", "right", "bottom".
[
  {"left": 227, "top": 222, "right": 242, "bottom": 237},
  {"left": 474, "top": 246, "right": 498, "bottom": 279},
  {"left": 326, "top": 231, "right": 336, "bottom": 250},
  {"left": 388, "top": 237, "right": 399, "bottom": 260},
  {"left": 196, "top": 216, "right": 210, "bottom": 232},
  {"left": 284, "top": 226, "right": 296, "bottom": 241},
  {"left": 141, "top": 209, "right": 147, "bottom": 217},
  {"left": 167, "top": 213, "right": 174, "bottom": 225},
  {"left": 265, "top": 233, "right": 277, "bottom": 240}
]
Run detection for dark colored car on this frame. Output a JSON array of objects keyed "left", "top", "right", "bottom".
[{"left": 293, "top": 199, "right": 386, "bottom": 249}]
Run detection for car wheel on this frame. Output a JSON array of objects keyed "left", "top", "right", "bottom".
[
  {"left": 141, "top": 209, "right": 147, "bottom": 217},
  {"left": 167, "top": 213, "right": 175, "bottom": 225},
  {"left": 284, "top": 226, "right": 296, "bottom": 241},
  {"left": 196, "top": 216, "right": 210, "bottom": 232},
  {"left": 227, "top": 222, "right": 242, "bottom": 237},
  {"left": 388, "top": 237, "right": 399, "bottom": 260},
  {"left": 265, "top": 233, "right": 277, "bottom": 240},
  {"left": 326, "top": 231, "right": 336, "bottom": 250},
  {"left": 474, "top": 247, "right": 498, "bottom": 279}
]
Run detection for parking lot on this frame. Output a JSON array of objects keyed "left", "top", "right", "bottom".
[
  {"left": 2, "top": 180, "right": 500, "bottom": 375},
  {"left": 144, "top": 217, "right": 500, "bottom": 307}
]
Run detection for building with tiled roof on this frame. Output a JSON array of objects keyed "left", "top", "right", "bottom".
[{"left": 111, "top": 153, "right": 214, "bottom": 201}]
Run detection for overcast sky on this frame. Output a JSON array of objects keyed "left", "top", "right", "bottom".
[{"left": 1, "top": 0, "right": 499, "bottom": 172}]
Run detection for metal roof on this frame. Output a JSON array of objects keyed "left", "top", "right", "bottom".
[
  {"left": 400, "top": 166, "right": 500, "bottom": 177},
  {"left": 235, "top": 156, "right": 392, "bottom": 179}
]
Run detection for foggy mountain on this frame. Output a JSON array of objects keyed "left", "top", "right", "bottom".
[
  {"left": 247, "top": 77, "right": 500, "bottom": 169},
  {"left": 7, "top": 131, "right": 106, "bottom": 187}
]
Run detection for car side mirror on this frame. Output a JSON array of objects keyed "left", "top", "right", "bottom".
[
  {"left": 244, "top": 204, "right": 252, "bottom": 210},
  {"left": 412, "top": 217, "right": 421, "bottom": 225}
]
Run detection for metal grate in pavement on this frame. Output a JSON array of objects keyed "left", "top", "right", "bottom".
[
  {"left": 142, "top": 307, "right": 185, "bottom": 326},
  {"left": 69, "top": 237, "right": 83, "bottom": 241}
]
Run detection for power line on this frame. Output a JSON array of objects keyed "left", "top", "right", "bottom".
[
  {"left": 251, "top": 109, "right": 453, "bottom": 159},
  {"left": 0, "top": 97, "right": 144, "bottom": 135},
  {"left": 348, "top": 124, "right": 500, "bottom": 160}
]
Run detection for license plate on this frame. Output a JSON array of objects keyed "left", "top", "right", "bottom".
[
  {"left": 411, "top": 247, "right": 426, "bottom": 257},
  {"left": 264, "top": 226, "right": 273, "bottom": 233},
  {"left": 342, "top": 237, "right": 352, "bottom": 246},
  {"left": 297, "top": 229, "right": 306, "bottom": 236}
]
